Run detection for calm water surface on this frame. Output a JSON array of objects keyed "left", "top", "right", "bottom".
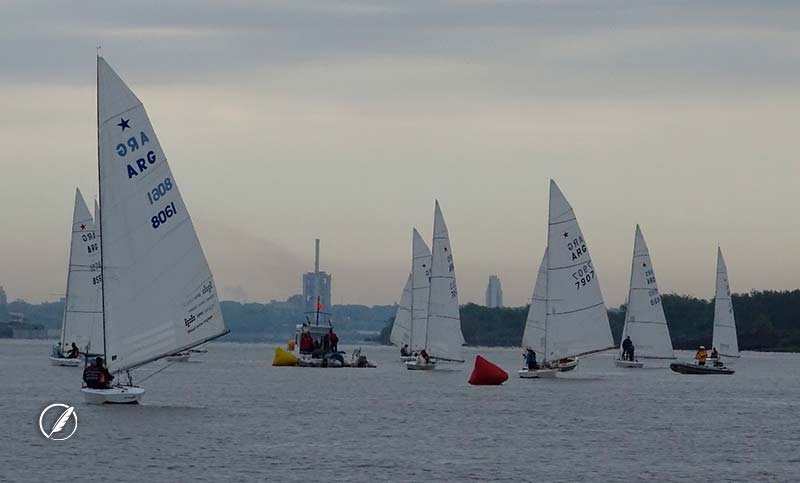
[{"left": 2, "top": 339, "right": 799, "bottom": 482}]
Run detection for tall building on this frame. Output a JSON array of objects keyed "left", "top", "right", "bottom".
[
  {"left": 485, "top": 275, "right": 503, "bottom": 308},
  {"left": 302, "top": 239, "right": 332, "bottom": 317},
  {"left": 0, "top": 286, "right": 6, "bottom": 307}
]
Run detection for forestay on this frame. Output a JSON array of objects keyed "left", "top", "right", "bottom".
[
  {"left": 60, "top": 188, "right": 104, "bottom": 354},
  {"left": 712, "top": 248, "right": 739, "bottom": 357},
  {"left": 620, "top": 225, "right": 674, "bottom": 359},
  {"left": 425, "top": 201, "right": 464, "bottom": 361},
  {"left": 544, "top": 180, "right": 614, "bottom": 362},
  {"left": 410, "top": 228, "right": 431, "bottom": 351},
  {"left": 521, "top": 249, "right": 548, "bottom": 356},
  {"left": 389, "top": 274, "right": 413, "bottom": 348},
  {"left": 97, "top": 57, "right": 227, "bottom": 374}
]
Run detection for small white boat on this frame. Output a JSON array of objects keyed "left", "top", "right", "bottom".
[
  {"left": 615, "top": 358, "right": 644, "bottom": 369},
  {"left": 518, "top": 181, "right": 615, "bottom": 379},
  {"left": 81, "top": 385, "right": 145, "bottom": 404},
  {"left": 712, "top": 248, "right": 741, "bottom": 359},
  {"left": 390, "top": 229, "right": 432, "bottom": 362},
  {"left": 165, "top": 352, "right": 191, "bottom": 362},
  {"left": 405, "top": 360, "right": 436, "bottom": 370},
  {"left": 49, "top": 356, "right": 81, "bottom": 367},
  {"left": 617, "top": 225, "right": 676, "bottom": 368},
  {"left": 52, "top": 189, "right": 103, "bottom": 366},
  {"left": 79, "top": 57, "right": 229, "bottom": 404}
]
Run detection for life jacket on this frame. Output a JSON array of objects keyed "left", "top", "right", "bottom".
[
  {"left": 696, "top": 350, "right": 707, "bottom": 363},
  {"left": 83, "top": 366, "right": 106, "bottom": 388}
]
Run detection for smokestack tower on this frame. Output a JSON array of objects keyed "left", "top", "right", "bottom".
[{"left": 315, "top": 238, "right": 320, "bottom": 273}]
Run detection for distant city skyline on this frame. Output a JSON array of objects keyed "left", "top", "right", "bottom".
[{"left": 2, "top": 1, "right": 799, "bottom": 307}]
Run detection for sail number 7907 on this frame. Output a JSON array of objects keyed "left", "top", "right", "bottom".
[{"left": 572, "top": 262, "right": 594, "bottom": 290}]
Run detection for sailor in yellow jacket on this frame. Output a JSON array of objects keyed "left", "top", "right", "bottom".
[{"left": 695, "top": 346, "right": 708, "bottom": 366}]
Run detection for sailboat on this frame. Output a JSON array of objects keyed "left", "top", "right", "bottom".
[
  {"left": 50, "top": 189, "right": 103, "bottom": 367},
  {"left": 518, "top": 180, "right": 615, "bottom": 378},
  {"left": 81, "top": 57, "right": 228, "bottom": 404},
  {"left": 615, "top": 225, "right": 675, "bottom": 368},
  {"left": 391, "top": 228, "right": 432, "bottom": 362},
  {"left": 406, "top": 202, "right": 465, "bottom": 370},
  {"left": 712, "top": 247, "right": 739, "bottom": 358}
]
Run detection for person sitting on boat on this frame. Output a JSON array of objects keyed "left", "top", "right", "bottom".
[
  {"left": 299, "top": 332, "right": 314, "bottom": 353},
  {"left": 621, "top": 336, "right": 632, "bottom": 360},
  {"left": 83, "top": 357, "right": 114, "bottom": 389},
  {"left": 400, "top": 344, "right": 411, "bottom": 357},
  {"left": 67, "top": 342, "right": 81, "bottom": 359},
  {"left": 524, "top": 347, "right": 538, "bottom": 370},
  {"left": 710, "top": 347, "right": 719, "bottom": 359},
  {"left": 695, "top": 346, "right": 708, "bottom": 366},
  {"left": 51, "top": 341, "right": 63, "bottom": 358},
  {"left": 627, "top": 341, "right": 635, "bottom": 362},
  {"left": 419, "top": 348, "right": 431, "bottom": 364},
  {"left": 329, "top": 329, "right": 339, "bottom": 352}
]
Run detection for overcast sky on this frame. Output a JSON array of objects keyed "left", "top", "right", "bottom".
[{"left": 1, "top": 0, "right": 799, "bottom": 306}]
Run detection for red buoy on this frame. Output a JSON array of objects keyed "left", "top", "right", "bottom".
[{"left": 468, "top": 355, "right": 508, "bottom": 385}]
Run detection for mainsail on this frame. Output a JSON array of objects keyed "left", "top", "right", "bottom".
[
  {"left": 544, "top": 180, "right": 614, "bottom": 362},
  {"left": 521, "top": 249, "right": 548, "bottom": 355},
  {"left": 425, "top": 201, "right": 464, "bottom": 361},
  {"left": 620, "top": 225, "right": 674, "bottom": 359},
  {"left": 60, "top": 188, "right": 104, "bottom": 354},
  {"left": 712, "top": 248, "right": 740, "bottom": 357},
  {"left": 410, "top": 228, "right": 431, "bottom": 351},
  {"left": 389, "top": 274, "right": 413, "bottom": 348},
  {"left": 97, "top": 57, "right": 227, "bottom": 374}
]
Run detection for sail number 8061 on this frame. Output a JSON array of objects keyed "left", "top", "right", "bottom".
[{"left": 151, "top": 202, "right": 178, "bottom": 229}]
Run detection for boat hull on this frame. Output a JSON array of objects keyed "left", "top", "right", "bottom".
[
  {"left": 82, "top": 386, "right": 145, "bottom": 404},
  {"left": 49, "top": 356, "right": 81, "bottom": 367},
  {"left": 405, "top": 361, "right": 436, "bottom": 370},
  {"left": 670, "top": 362, "right": 734, "bottom": 375},
  {"left": 400, "top": 355, "right": 417, "bottom": 363},
  {"left": 615, "top": 359, "right": 644, "bottom": 368},
  {"left": 555, "top": 358, "right": 578, "bottom": 372},
  {"left": 518, "top": 368, "right": 557, "bottom": 379}
]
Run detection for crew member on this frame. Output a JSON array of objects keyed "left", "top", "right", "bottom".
[
  {"left": 695, "top": 346, "right": 708, "bottom": 366},
  {"left": 67, "top": 342, "right": 80, "bottom": 359},
  {"left": 524, "top": 347, "right": 538, "bottom": 370},
  {"left": 82, "top": 357, "right": 113, "bottom": 389}
]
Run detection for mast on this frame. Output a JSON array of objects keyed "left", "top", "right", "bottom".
[
  {"left": 621, "top": 225, "right": 638, "bottom": 354},
  {"left": 544, "top": 246, "right": 550, "bottom": 364},
  {"left": 59, "top": 208, "right": 74, "bottom": 348},
  {"left": 96, "top": 54, "right": 107, "bottom": 361},
  {"left": 409, "top": 231, "right": 415, "bottom": 349}
]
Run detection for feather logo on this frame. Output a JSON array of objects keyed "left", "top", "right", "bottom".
[{"left": 39, "top": 404, "right": 78, "bottom": 441}]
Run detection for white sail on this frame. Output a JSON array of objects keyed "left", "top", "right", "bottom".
[
  {"left": 712, "top": 248, "right": 739, "bottom": 357},
  {"left": 389, "top": 274, "right": 413, "bottom": 348},
  {"left": 620, "top": 225, "right": 674, "bottom": 359},
  {"left": 60, "top": 188, "right": 104, "bottom": 354},
  {"left": 425, "top": 201, "right": 464, "bottom": 360},
  {"left": 521, "top": 249, "right": 547, "bottom": 355},
  {"left": 410, "top": 228, "right": 431, "bottom": 351},
  {"left": 544, "top": 180, "right": 614, "bottom": 361},
  {"left": 97, "top": 57, "right": 227, "bottom": 373}
]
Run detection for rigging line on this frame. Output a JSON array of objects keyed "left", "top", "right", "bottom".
[{"left": 137, "top": 359, "right": 179, "bottom": 384}]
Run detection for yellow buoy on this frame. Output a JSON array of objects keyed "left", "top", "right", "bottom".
[{"left": 272, "top": 346, "right": 298, "bottom": 366}]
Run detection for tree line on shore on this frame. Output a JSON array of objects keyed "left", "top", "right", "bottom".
[{"left": 376, "top": 290, "right": 800, "bottom": 352}]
